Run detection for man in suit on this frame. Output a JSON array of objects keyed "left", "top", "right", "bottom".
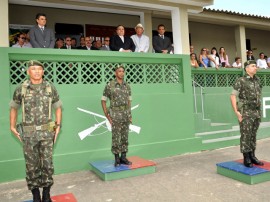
[
  {"left": 61, "top": 36, "right": 76, "bottom": 49},
  {"left": 153, "top": 24, "right": 173, "bottom": 54},
  {"left": 110, "top": 25, "right": 135, "bottom": 52},
  {"left": 247, "top": 50, "right": 255, "bottom": 61},
  {"left": 78, "top": 36, "right": 99, "bottom": 50},
  {"left": 100, "top": 37, "right": 111, "bottom": 51},
  {"left": 29, "top": 13, "right": 55, "bottom": 48}
]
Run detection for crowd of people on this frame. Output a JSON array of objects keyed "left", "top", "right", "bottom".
[
  {"left": 11, "top": 13, "right": 174, "bottom": 54},
  {"left": 190, "top": 46, "right": 270, "bottom": 69}
]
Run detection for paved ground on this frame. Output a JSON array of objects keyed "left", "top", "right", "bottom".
[{"left": 1, "top": 138, "right": 270, "bottom": 202}]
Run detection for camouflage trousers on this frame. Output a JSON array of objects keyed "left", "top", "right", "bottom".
[
  {"left": 239, "top": 117, "right": 260, "bottom": 153},
  {"left": 22, "top": 131, "right": 54, "bottom": 190},
  {"left": 111, "top": 121, "right": 130, "bottom": 154}
]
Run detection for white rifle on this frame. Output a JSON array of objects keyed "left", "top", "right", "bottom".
[{"left": 77, "top": 105, "right": 141, "bottom": 140}]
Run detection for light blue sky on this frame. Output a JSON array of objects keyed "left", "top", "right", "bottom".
[{"left": 205, "top": 0, "right": 270, "bottom": 17}]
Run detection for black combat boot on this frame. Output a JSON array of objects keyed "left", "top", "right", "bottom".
[
  {"left": 249, "top": 150, "right": 264, "bottom": 166},
  {"left": 243, "top": 152, "right": 253, "bottom": 168},
  {"left": 31, "top": 188, "right": 41, "bottom": 202},
  {"left": 120, "top": 152, "right": 132, "bottom": 165},
  {"left": 114, "top": 154, "right": 121, "bottom": 167},
  {"left": 42, "top": 186, "right": 52, "bottom": 202}
]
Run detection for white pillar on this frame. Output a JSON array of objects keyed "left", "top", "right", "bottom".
[
  {"left": 235, "top": 25, "right": 246, "bottom": 64},
  {"left": 171, "top": 7, "right": 189, "bottom": 54},
  {"left": 0, "top": 0, "right": 9, "bottom": 47},
  {"left": 142, "top": 12, "right": 152, "bottom": 53}
]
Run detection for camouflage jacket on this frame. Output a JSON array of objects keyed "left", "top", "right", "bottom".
[
  {"left": 102, "top": 79, "right": 132, "bottom": 122},
  {"left": 232, "top": 74, "right": 262, "bottom": 117},
  {"left": 10, "top": 79, "right": 62, "bottom": 126}
]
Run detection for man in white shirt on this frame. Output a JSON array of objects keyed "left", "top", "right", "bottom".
[{"left": 131, "top": 23, "right": 149, "bottom": 53}]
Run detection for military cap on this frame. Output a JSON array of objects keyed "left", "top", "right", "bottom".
[
  {"left": 115, "top": 65, "right": 125, "bottom": 71},
  {"left": 27, "top": 60, "right": 44, "bottom": 68},
  {"left": 244, "top": 60, "right": 256, "bottom": 69}
]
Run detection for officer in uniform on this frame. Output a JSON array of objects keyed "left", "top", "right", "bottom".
[
  {"left": 101, "top": 65, "right": 132, "bottom": 166},
  {"left": 230, "top": 60, "right": 264, "bottom": 168},
  {"left": 10, "top": 60, "right": 62, "bottom": 202}
]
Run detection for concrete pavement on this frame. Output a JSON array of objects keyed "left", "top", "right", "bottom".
[{"left": 1, "top": 138, "right": 270, "bottom": 202}]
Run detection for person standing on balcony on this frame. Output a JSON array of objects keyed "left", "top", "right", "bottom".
[
  {"left": 230, "top": 60, "right": 264, "bottom": 168},
  {"left": 131, "top": 23, "right": 149, "bottom": 53},
  {"left": 29, "top": 13, "right": 55, "bottom": 48},
  {"left": 153, "top": 24, "right": 173, "bottom": 54},
  {"left": 110, "top": 25, "right": 135, "bottom": 52},
  {"left": 9, "top": 60, "right": 62, "bottom": 202},
  {"left": 101, "top": 65, "right": 132, "bottom": 167}
]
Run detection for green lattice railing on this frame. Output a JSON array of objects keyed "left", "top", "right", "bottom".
[
  {"left": 10, "top": 60, "right": 181, "bottom": 85},
  {"left": 191, "top": 68, "right": 270, "bottom": 87}
]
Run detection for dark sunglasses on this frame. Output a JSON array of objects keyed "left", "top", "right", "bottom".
[{"left": 20, "top": 37, "right": 26, "bottom": 39}]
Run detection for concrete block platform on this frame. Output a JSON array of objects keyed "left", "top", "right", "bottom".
[
  {"left": 23, "top": 192, "right": 77, "bottom": 202},
  {"left": 216, "top": 159, "right": 270, "bottom": 184},
  {"left": 90, "top": 156, "right": 156, "bottom": 181}
]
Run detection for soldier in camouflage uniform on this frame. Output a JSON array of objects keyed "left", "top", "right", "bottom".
[
  {"left": 10, "top": 60, "right": 62, "bottom": 202},
  {"left": 101, "top": 65, "right": 132, "bottom": 166},
  {"left": 230, "top": 60, "right": 264, "bottom": 168}
]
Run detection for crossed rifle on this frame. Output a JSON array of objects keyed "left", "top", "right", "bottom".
[{"left": 77, "top": 105, "right": 141, "bottom": 140}]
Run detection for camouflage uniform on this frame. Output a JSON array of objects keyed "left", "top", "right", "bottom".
[
  {"left": 232, "top": 74, "right": 262, "bottom": 153},
  {"left": 10, "top": 79, "right": 62, "bottom": 190},
  {"left": 102, "top": 79, "right": 132, "bottom": 154}
]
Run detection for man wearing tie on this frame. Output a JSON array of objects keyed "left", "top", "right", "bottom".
[
  {"left": 153, "top": 24, "right": 173, "bottom": 54},
  {"left": 29, "top": 13, "right": 55, "bottom": 48},
  {"left": 110, "top": 25, "right": 135, "bottom": 52},
  {"left": 247, "top": 50, "right": 255, "bottom": 61}
]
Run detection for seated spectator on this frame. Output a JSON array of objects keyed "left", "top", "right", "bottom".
[
  {"left": 232, "top": 57, "right": 242, "bottom": 68},
  {"left": 77, "top": 36, "right": 85, "bottom": 49},
  {"left": 24, "top": 32, "right": 32, "bottom": 48},
  {"left": 199, "top": 48, "right": 217, "bottom": 68},
  {"left": 256, "top": 52, "right": 268, "bottom": 69},
  {"left": 110, "top": 25, "right": 135, "bottom": 52},
  {"left": 190, "top": 53, "right": 199, "bottom": 68},
  {"left": 131, "top": 23, "right": 149, "bottom": 53},
  {"left": 152, "top": 24, "right": 173, "bottom": 54},
  {"left": 267, "top": 56, "right": 270, "bottom": 68},
  {"left": 219, "top": 47, "right": 230, "bottom": 67},
  {"left": 93, "top": 40, "right": 102, "bottom": 50},
  {"left": 61, "top": 36, "right": 76, "bottom": 49},
  {"left": 12, "top": 33, "right": 32, "bottom": 48},
  {"left": 247, "top": 50, "right": 255, "bottom": 61},
  {"left": 79, "top": 36, "right": 98, "bottom": 50},
  {"left": 71, "top": 37, "right": 77, "bottom": 48},
  {"left": 190, "top": 45, "right": 197, "bottom": 60},
  {"left": 100, "top": 37, "right": 110, "bottom": 51},
  {"left": 54, "top": 38, "right": 64, "bottom": 49},
  {"left": 209, "top": 47, "right": 220, "bottom": 67}
]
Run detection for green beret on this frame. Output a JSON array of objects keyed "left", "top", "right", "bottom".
[
  {"left": 27, "top": 60, "right": 44, "bottom": 68},
  {"left": 115, "top": 65, "right": 125, "bottom": 71},
  {"left": 244, "top": 60, "right": 256, "bottom": 69}
]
